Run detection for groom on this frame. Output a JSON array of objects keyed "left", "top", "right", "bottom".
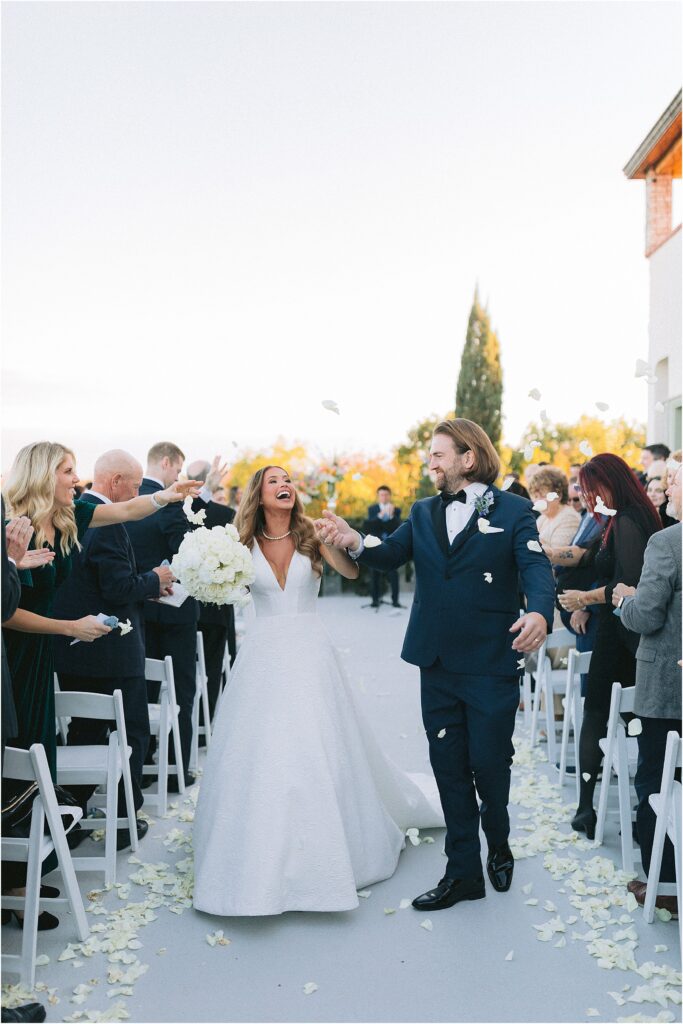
[{"left": 317, "top": 418, "right": 555, "bottom": 910}]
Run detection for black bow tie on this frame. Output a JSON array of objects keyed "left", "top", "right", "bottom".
[{"left": 441, "top": 490, "right": 467, "bottom": 507}]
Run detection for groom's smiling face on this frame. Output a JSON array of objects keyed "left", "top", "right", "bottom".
[{"left": 428, "top": 433, "right": 475, "bottom": 494}]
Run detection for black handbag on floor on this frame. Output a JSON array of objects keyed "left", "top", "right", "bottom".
[{"left": 2, "top": 780, "right": 81, "bottom": 838}]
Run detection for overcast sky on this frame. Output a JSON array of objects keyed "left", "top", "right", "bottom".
[{"left": 2, "top": 1, "right": 681, "bottom": 475}]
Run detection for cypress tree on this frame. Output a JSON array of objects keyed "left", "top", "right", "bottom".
[{"left": 455, "top": 289, "right": 503, "bottom": 449}]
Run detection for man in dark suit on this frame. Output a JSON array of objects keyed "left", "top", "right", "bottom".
[
  {"left": 52, "top": 450, "right": 174, "bottom": 842},
  {"left": 317, "top": 419, "right": 555, "bottom": 911},
  {"left": 364, "top": 486, "right": 403, "bottom": 608},
  {"left": 187, "top": 458, "right": 237, "bottom": 718}
]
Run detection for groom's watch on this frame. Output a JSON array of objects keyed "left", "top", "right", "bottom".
[{"left": 616, "top": 595, "right": 626, "bottom": 609}]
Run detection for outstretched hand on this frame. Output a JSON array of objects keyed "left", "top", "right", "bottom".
[
  {"left": 314, "top": 510, "right": 361, "bottom": 551},
  {"left": 206, "top": 456, "right": 229, "bottom": 493},
  {"left": 509, "top": 611, "right": 547, "bottom": 653},
  {"left": 161, "top": 480, "right": 203, "bottom": 503}
]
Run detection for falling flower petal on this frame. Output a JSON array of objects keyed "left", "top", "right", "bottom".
[
  {"left": 182, "top": 497, "right": 207, "bottom": 526},
  {"left": 420, "top": 919, "right": 433, "bottom": 931},
  {"left": 635, "top": 359, "right": 651, "bottom": 378},
  {"left": 545, "top": 492, "right": 559, "bottom": 502},
  {"left": 502, "top": 476, "right": 514, "bottom": 491},
  {"left": 579, "top": 440, "right": 594, "bottom": 458},
  {"left": 527, "top": 540, "right": 543, "bottom": 553},
  {"left": 583, "top": 773, "right": 592, "bottom": 782},
  {"left": 595, "top": 402, "right": 610, "bottom": 412},
  {"left": 437, "top": 729, "right": 446, "bottom": 739},
  {"left": 505, "top": 950, "right": 514, "bottom": 961},
  {"left": 532, "top": 499, "right": 548, "bottom": 513},
  {"left": 595, "top": 495, "right": 617, "bottom": 517},
  {"left": 528, "top": 388, "right": 542, "bottom": 401},
  {"left": 517, "top": 658, "right": 526, "bottom": 669},
  {"left": 483, "top": 572, "right": 493, "bottom": 583},
  {"left": 118, "top": 619, "right": 133, "bottom": 636},
  {"left": 540, "top": 409, "right": 550, "bottom": 425},
  {"left": 322, "top": 400, "right": 340, "bottom": 415},
  {"left": 303, "top": 982, "right": 318, "bottom": 995},
  {"left": 364, "top": 536, "right": 382, "bottom": 548},
  {"left": 627, "top": 719, "right": 643, "bottom": 737}
]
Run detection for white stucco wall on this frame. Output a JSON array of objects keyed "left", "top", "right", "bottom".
[{"left": 648, "top": 226, "right": 682, "bottom": 446}]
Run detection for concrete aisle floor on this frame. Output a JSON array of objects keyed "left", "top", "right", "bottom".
[{"left": 2, "top": 594, "right": 681, "bottom": 1024}]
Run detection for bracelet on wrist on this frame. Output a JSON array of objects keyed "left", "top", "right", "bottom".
[{"left": 150, "top": 493, "right": 166, "bottom": 511}]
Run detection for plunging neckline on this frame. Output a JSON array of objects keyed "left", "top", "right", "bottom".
[{"left": 256, "top": 540, "right": 297, "bottom": 592}]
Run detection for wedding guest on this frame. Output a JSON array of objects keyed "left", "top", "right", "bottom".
[
  {"left": 52, "top": 450, "right": 176, "bottom": 848},
  {"left": 228, "top": 486, "right": 243, "bottom": 513},
  {"left": 2, "top": 442, "right": 197, "bottom": 778},
  {"left": 524, "top": 463, "right": 543, "bottom": 489},
  {"left": 558, "top": 454, "right": 661, "bottom": 838},
  {"left": 211, "top": 487, "right": 227, "bottom": 505},
  {"left": 568, "top": 481, "right": 583, "bottom": 511},
  {"left": 125, "top": 442, "right": 207, "bottom": 788},
  {"left": 186, "top": 457, "right": 237, "bottom": 713},
  {"left": 569, "top": 463, "right": 583, "bottom": 485},
  {"left": 528, "top": 467, "right": 581, "bottom": 548},
  {"left": 638, "top": 443, "right": 671, "bottom": 486},
  {"left": 364, "top": 486, "right": 403, "bottom": 609},
  {"left": 614, "top": 462, "right": 681, "bottom": 916},
  {"left": 647, "top": 474, "right": 677, "bottom": 529}
]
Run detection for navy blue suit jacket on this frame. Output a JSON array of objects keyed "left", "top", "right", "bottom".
[
  {"left": 124, "top": 479, "right": 202, "bottom": 626},
  {"left": 52, "top": 494, "right": 160, "bottom": 678},
  {"left": 358, "top": 486, "right": 555, "bottom": 677}
]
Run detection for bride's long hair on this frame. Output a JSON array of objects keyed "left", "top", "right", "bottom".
[{"left": 235, "top": 466, "right": 323, "bottom": 577}]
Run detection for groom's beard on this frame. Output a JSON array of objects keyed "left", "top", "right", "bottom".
[{"left": 435, "top": 469, "right": 465, "bottom": 494}]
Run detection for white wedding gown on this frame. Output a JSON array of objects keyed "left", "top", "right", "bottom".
[{"left": 192, "top": 544, "right": 444, "bottom": 916}]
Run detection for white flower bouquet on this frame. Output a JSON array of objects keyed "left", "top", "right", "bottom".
[{"left": 171, "top": 525, "right": 255, "bottom": 607}]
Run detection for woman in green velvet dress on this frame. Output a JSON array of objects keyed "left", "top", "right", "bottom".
[{"left": 2, "top": 441, "right": 200, "bottom": 778}]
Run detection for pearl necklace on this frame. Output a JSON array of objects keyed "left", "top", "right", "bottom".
[{"left": 261, "top": 529, "right": 292, "bottom": 542}]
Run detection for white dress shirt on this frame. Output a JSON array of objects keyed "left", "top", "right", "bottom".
[
  {"left": 444, "top": 481, "right": 488, "bottom": 544},
  {"left": 82, "top": 489, "right": 112, "bottom": 505}
]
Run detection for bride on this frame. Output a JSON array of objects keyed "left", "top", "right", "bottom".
[{"left": 192, "top": 466, "right": 444, "bottom": 916}]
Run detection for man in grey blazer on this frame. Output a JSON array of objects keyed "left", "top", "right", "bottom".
[{"left": 613, "top": 462, "right": 682, "bottom": 911}]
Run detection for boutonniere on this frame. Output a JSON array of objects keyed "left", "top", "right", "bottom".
[{"left": 473, "top": 491, "right": 494, "bottom": 518}]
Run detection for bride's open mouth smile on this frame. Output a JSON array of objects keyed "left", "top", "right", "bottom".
[{"left": 276, "top": 489, "right": 292, "bottom": 500}]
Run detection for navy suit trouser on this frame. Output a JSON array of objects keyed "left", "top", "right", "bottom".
[
  {"left": 144, "top": 620, "right": 197, "bottom": 781},
  {"left": 420, "top": 660, "right": 519, "bottom": 879},
  {"left": 635, "top": 717, "right": 682, "bottom": 883}
]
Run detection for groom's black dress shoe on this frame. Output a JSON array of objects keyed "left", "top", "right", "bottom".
[
  {"left": 412, "top": 876, "right": 486, "bottom": 910},
  {"left": 486, "top": 842, "right": 514, "bottom": 892}
]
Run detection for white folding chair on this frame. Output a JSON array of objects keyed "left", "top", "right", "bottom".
[
  {"left": 595, "top": 682, "right": 639, "bottom": 873},
  {"left": 2, "top": 744, "right": 89, "bottom": 986},
  {"left": 190, "top": 632, "right": 212, "bottom": 773},
  {"left": 54, "top": 689, "right": 138, "bottom": 885},
  {"left": 558, "top": 649, "right": 592, "bottom": 798},
  {"left": 144, "top": 655, "right": 185, "bottom": 815},
  {"left": 530, "top": 627, "right": 576, "bottom": 766},
  {"left": 644, "top": 731, "right": 681, "bottom": 940},
  {"left": 54, "top": 673, "right": 70, "bottom": 745}
]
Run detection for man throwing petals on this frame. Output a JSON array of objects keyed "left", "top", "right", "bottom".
[{"left": 316, "top": 418, "right": 555, "bottom": 910}]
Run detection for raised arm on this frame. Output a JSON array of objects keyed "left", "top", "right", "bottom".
[
  {"left": 315, "top": 509, "right": 414, "bottom": 573},
  {"left": 90, "top": 480, "right": 201, "bottom": 526},
  {"left": 319, "top": 543, "right": 360, "bottom": 580}
]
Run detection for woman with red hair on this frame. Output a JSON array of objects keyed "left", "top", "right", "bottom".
[{"left": 559, "top": 453, "right": 661, "bottom": 838}]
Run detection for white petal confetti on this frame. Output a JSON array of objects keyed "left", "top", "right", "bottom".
[
  {"left": 505, "top": 950, "right": 514, "bottom": 961},
  {"left": 554, "top": 936, "right": 567, "bottom": 948},
  {"left": 654, "top": 907, "right": 672, "bottom": 922},
  {"left": 528, "top": 388, "right": 542, "bottom": 401},
  {"left": 579, "top": 440, "right": 593, "bottom": 458},
  {"left": 595, "top": 402, "right": 610, "bottom": 412},
  {"left": 635, "top": 359, "right": 652, "bottom": 378},
  {"left": 357, "top": 889, "right": 372, "bottom": 898},
  {"left": 517, "top": 658, "right": 526, "bottom": 670},
  {"left": 35, "top": 954, "right": 50, "bottom": 967},
  {"left": 654, "top": 945, "right": 668, "bottom": 953},
  {"left": 595, "top": 495, "right": 617, "bottom": 517},
  {"left": 322, "top": 400, "right": 340, "bottom": 415},
  {"left": 303, "top": 982, "right": 318, "bottom": 995},
  {"left": 364, "top": 535, "right": 382, "bottom": 548},
  {"left": 437, "top": 729, "right": 446, "bottom": 739},
  {"left": 118, "top": 619, "right": 134, "bottom": 636},
  {"left": 627, "top": 719, "right": 643, "bottom": 737},
  {"left": 626, "top": 892, "right": 639, "bottom": 912},
  {"left": 384, "top": 908, "right": 396, "bottom": 915},
  {"left": 406, "top": 828, "right": 421, "bottom": 846},
  {"left": 582, "top": 772, "right": 592, "bottom": 782},
  {"left": 399, "top": 899, "right": 412, "bottom": 910},
  {"left": 483, "top": 572, "right": 493, "bottom": 583},
  {"left": 420, "top": 919, "right": 433, "bottom": 931},
  {"left": 522, "top": 883, "right": 533, "bottom": 895},
  {"left": 532, "top": 499, "right": 548, "bottom": 513},
  {"left": 586, "top": 1010, "right": 600, "bottom": 1017},
  {"left": 502, "top": 476, "right": 514, "bottom": 491},
  {"left": 527, "top": 540, "right": 543, "bottom": 553},
  {"left": 525, "top": 898, "right": 539, "bottom": 906},
  {"left": 545, "top": 492, "right": 559, "bottom": 503},
  {"left": 182, "top": 497, "right": 207, "bottom": 526}
]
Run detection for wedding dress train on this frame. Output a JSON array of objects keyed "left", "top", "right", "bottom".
[{"left": 192, "top": 543, "right": 444, "bottom": 916}]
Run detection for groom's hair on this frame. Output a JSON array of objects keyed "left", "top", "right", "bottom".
[{"left": 433, "top": 419, "right": 500, "bottom": 485}]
